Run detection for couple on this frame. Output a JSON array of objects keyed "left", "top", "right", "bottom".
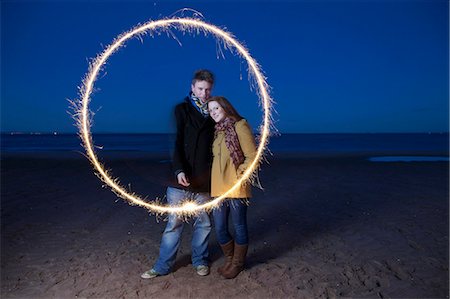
[{"left": 141, "top": 69, "right": 256, "bottom": 280}]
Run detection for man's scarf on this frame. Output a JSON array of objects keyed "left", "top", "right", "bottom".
[
  {"left": 215, "top": 117, "right": 245, "bottom": 169},
  {"left": 189, "top": 92, "right": 209, "bottom": 117}
]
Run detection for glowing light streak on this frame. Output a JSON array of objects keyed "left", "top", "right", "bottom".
[{"left": 74, "top": 17, "right": 274, "bottom": 216}]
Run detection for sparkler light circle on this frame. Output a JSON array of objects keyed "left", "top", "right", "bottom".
[{"left": 76, "top": 17, "right": 273, "bottom": 216}]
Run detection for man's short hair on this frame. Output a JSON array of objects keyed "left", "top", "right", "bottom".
[{"left": 192, "top": 69, "right": 215, "bottom": 85}]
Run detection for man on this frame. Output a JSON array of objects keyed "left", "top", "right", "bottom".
[{"left": 141, "top": 70, "right": 215, "bottom": 279}]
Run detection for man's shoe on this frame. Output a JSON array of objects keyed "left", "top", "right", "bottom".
[
  {"left": 195, "top": 265, "right": 210, "bottom": 276},
  {"left": 141, "top": 269, "right": 160, "bottom": 279}
]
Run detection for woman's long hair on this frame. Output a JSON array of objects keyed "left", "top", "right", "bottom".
[{"left": 207, "top": 96, "right": 244, "bottom": 122}]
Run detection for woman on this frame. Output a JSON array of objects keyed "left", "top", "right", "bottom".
[{"left": 207, "top": 96, "right": 257, "bottom": 279}]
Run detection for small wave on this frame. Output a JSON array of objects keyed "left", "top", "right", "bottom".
[{"left": 369, "top": 156, "right": 449, "bottom": 162}]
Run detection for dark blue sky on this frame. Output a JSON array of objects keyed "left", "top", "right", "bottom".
[{"left": 1, "top": 0, "right": 448, "bottom": 133}]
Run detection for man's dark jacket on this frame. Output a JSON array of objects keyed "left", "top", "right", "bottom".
[{"left": 172, "top": 97, "right": 215, "bottom": 193}]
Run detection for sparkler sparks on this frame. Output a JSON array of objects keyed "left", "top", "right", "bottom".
[{"left": 73, "top": 17, "right": 274, "bottom": 216}]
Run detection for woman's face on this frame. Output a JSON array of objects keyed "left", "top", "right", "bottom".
[{"left": 208, "top": 101, "right": 226, "bottom": 123}]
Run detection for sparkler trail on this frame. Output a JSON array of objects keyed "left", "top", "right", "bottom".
[{"left": 74, "top": 17, "right": 275, "bottom": 216}]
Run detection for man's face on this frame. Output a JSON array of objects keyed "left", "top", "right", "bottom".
[{"left": 191, "top": 80, "right": 213, "bottom": 103}]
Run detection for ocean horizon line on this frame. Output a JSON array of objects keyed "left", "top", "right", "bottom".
[
  {"left": 2, "top": 132, "right": 449, "bottom": 135},
  {"left": 2, "top": 133, "right": 448, "bottom": 154}
]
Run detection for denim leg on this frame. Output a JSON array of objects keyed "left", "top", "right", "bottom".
[
  {"left": 153, "top": 187, "right": 185, "bottom": 274},
  {"left": 212, "top": 201, "right": 233, "bottom": 245},
  {"left": 191, "top": 192, "right": 212, "bottom": 267},
  {"left": 229, "top": 200, "right": 248, "bottom": 245}
]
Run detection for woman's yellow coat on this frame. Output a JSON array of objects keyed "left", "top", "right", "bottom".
[{"left": 211, "top": 119, "right": 257, "bottom": 198}]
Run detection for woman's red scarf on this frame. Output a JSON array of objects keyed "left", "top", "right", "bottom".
[{"left": 215, "top": 117, "right": 245, "bottom": 169}]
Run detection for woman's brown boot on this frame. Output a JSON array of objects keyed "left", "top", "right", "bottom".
[
  {"left": 217, "top": 240, "right": 234, "bottom": 274},
  {"left": 222, "top": 243, "right": 248, "bottom": 279}
]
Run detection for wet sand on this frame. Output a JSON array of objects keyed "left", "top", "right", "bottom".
[{"left": 1, "top": 152, "right": 448, "bottom": 298}]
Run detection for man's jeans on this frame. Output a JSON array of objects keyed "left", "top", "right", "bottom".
[
  {"left": 212, "top": 199, "right": 248, "bottom": 245},
  {"left": 153, "top": 187, "right": 211, "bottom": 275}
]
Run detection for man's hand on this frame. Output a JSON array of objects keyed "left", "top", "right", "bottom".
[{"left": 177, "top": 172, "right": 190, "bottom": 187}]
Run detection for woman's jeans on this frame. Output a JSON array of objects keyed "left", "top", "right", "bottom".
[
  {"left": 213, "top": 199, "right": 248, "bottom": 245},
  {"left": 153, "top": 187, "right": 211, "bottom": 275}
]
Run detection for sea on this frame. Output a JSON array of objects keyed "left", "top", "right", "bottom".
[{"left": 1, "top": 133, "right": 449, "bottom": 159}]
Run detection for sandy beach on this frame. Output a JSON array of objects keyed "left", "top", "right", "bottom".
[{"left": 1, "top": 151, "right": 448, "bottom": 298}]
